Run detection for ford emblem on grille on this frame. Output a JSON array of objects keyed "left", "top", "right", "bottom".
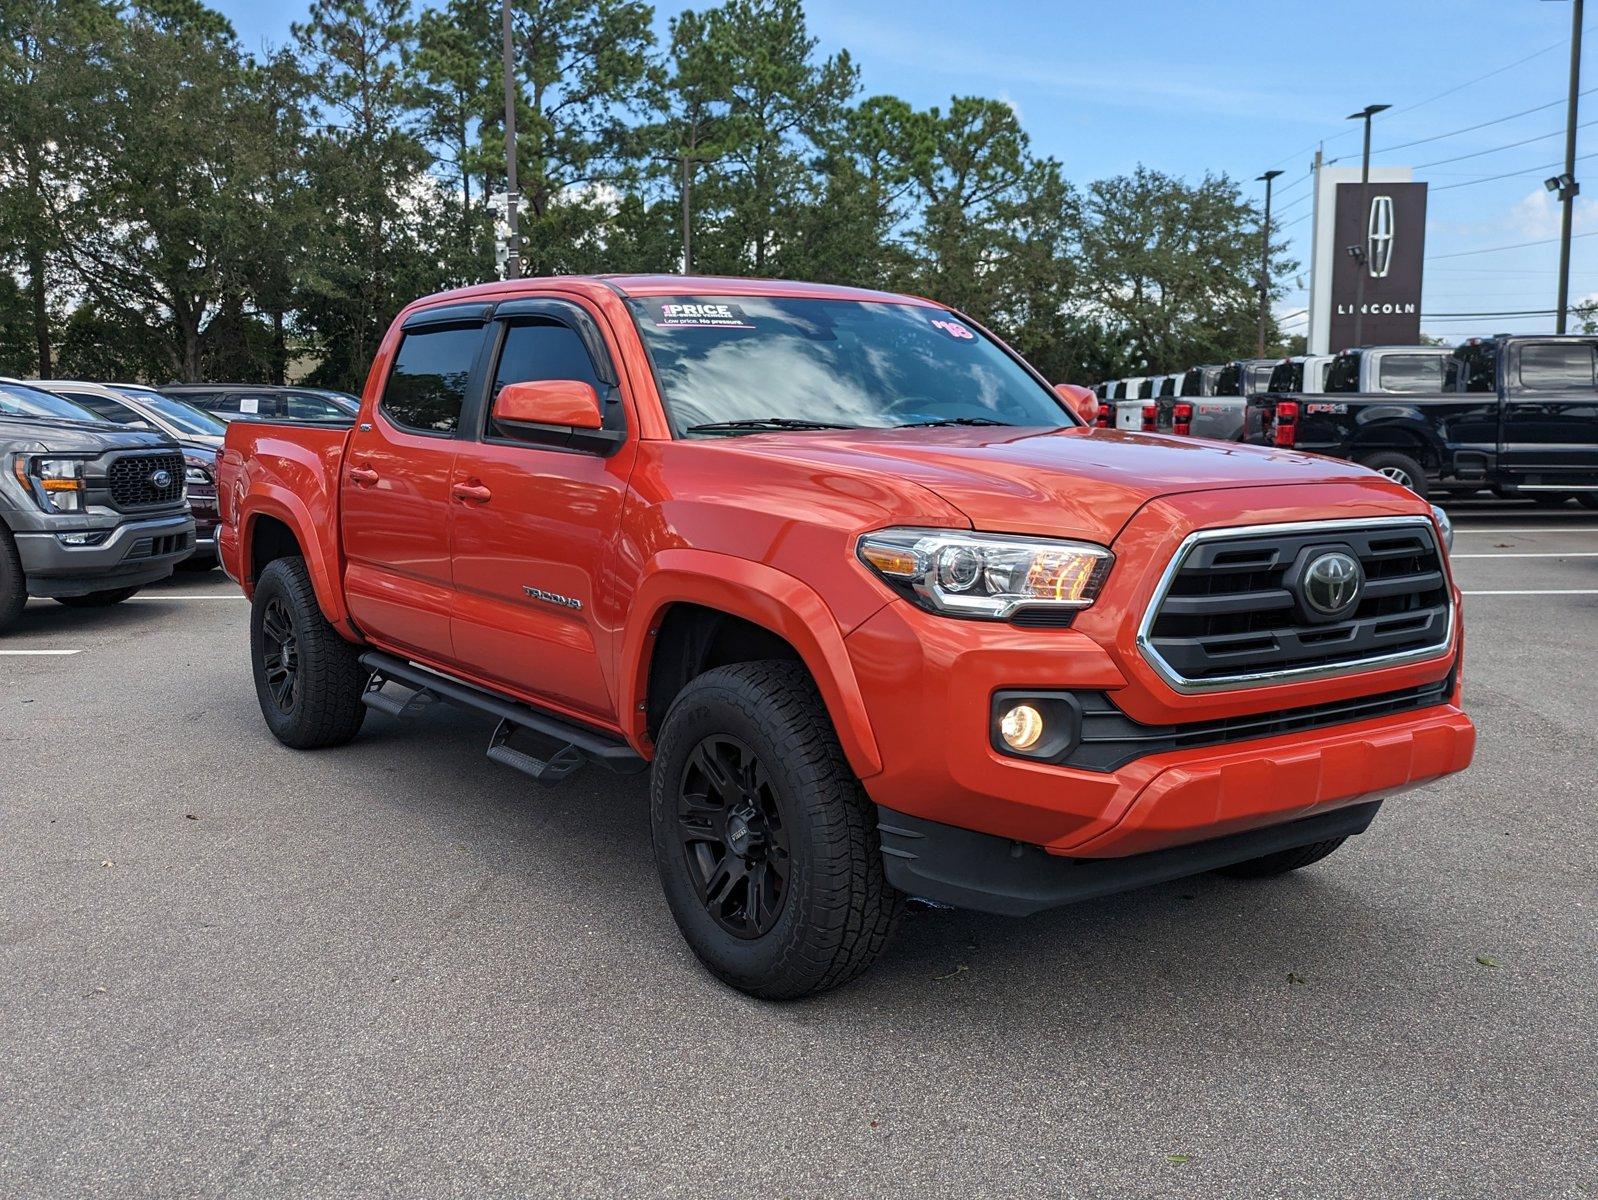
[
  {"left": 149, "top": 468, "right": 173, "bottom": 490},
  {"left": 1302, "top": 551, "right": 1363, "bottom": 615}
]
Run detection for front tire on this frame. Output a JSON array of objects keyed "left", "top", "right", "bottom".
[
  {"left": 250, "top": 556, "right": 367, "bottom": 749},
  {"left": 54, "top": 586, "right": 141, "bottom": 608},
  {"left": 1359, "top": 451, "right": 1429, "bottom": 499},
  {"left": 0, "top": 529, "right": 26, "bottom": 634},
  {"left": 1215, "top": 837, "right": 1347, "bottom": 879},
  {"left": 650, "top": 661, "right": 903, "bottom": 1000}
]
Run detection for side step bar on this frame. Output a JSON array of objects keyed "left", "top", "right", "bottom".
[{"left": 359, "top": 651, "right": 648, "bottom": 784}]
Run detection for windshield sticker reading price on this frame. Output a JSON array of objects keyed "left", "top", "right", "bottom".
[{"left": 654, "top": 302, "right": 755, "bottom": 330}]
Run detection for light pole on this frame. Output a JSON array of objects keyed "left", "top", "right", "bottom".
[
  {"left": 500, "top": 0, "right": 521, "bottom": 280},
  {"left": 1554, "top": 0, "right": 1585, "bottom": 333},
  {"left": 1256, "top": 169, "right": 1284, "bottom": 356},
  {"left": 1346, "top": 103, "right": 1390, "bottom": 348}
]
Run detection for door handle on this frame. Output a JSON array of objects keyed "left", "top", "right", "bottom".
[
  {"left": 349, "top": 466, "right": 380, "bottom": 487},
  {"left": 452, "top": 482, "right": 492, "bottom": 504}
]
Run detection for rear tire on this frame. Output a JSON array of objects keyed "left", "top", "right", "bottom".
[
  {"left": 250, "top": 556, "right": 367, "bottom": 749},
  {"left": 1215, "top": 837, "right": 1347, "bottom": 879},
  {"left": 54, "top": 587, "right": 140, "bottom": 608},
  {"left": 650, "top": 661, "right": 903, "bottom": 1000},
  {"left": 1359, "top": 451, "right": 1429, "bottom": 499},
  {"left": 0, "top": 529, "right": 26, "bottom": 634}
]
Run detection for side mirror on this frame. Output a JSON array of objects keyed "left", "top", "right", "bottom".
[
  {"left": 492, "top": 380, "right": 603, "bottom": 431},
  {"left": 1054, "top": 383, "right": 1099, "bottom": 425}
]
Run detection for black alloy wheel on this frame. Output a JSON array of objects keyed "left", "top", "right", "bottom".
[
  {"left": 259, "top": 595, "right": 300, "bottom": 713},
  {"left": 676, "top": 734, "right": 791, "bottom": 939}
]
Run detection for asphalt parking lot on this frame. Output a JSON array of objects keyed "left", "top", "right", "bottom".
[{"left": 2, "top": 502, "right": 1594, "bottom": 1199}]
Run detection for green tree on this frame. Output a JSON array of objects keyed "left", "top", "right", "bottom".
[
  {"left": 411, "top": 0, "right": 495, "bottom": 280},
  {"left": 0, "top": 0, "right": 116, "bottom": 377},
  {"left": 1079, "top": 166, "right": 1293, "bottom": 374}
]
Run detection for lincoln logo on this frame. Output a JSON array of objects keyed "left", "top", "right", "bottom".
[
  {"left": 1367, "top": 195, "right": 1394, "bottom": 279},
  {"left": 1302, "top": 551, "right": 1363, "bottom": 616}
]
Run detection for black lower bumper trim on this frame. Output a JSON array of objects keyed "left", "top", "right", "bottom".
[{"left": 876, "top": 801, "right": 1382, "bottom": 917}]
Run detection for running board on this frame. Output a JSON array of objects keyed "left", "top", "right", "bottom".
[{"left": 359, "top": 651, "right": 648, "bottom": 779}]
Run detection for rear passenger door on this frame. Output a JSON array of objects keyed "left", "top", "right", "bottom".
[
  {"left": 1499, "top": 339, "right": 1598, "bottom": 487},
  {"left": 341, "top": 308, "right": 489, "bottom": 661},
  {"left": 446, "top": 299, "right": 636, "bottom": 723}
]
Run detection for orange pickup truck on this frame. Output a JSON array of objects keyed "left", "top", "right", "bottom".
[{"left": 218, "top": 275, "right": 1475, "bottom": 998}]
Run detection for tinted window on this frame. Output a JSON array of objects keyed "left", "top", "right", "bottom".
[
  {"left": 126, "top": 393, "right": 227, "bottom": 436},
  {"left": 1379, "top": 354, "right": 1447, "bottom": 393},
  {"left": 62, "top": 392, "right": 142, "bottom": 424},
  {"left": 630, "top": 294, "right": 1069, "bottom": 434},
  {"left": 0, "top": 382, "right": 100, "bottom": 421},
  {"left": 1245, "top": 364, "right": 1275, "bottom": 394},
  {"left": 1213, "top": 364, "right": 1241, "bottom": 395},
  {"left": 1518, "top": 342, "right": 1598, "bottom": 390},
  {"left": 1268, "top": 362, "right": 1301, "bottom": 392},
  {"left": 283, "top": 390, "right": 352, "bottom": 420},
  {"left": 381, "top": 326, "right": 482, "bottom": 434},
  {"left": 1460, "top": 346, "right": 1497, "bottom": 392},
  {"left": 1325, "top": 354, "right": 1360, "bottom": 393},
  {"left": 488, "top": 321, "right": 605, "bottom": 438}
]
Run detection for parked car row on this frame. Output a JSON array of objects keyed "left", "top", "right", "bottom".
[
  {"left": 1091, "top": 335, "right": 1598, "bottom": 503},
  {"left": 0, "top": 380, "right": 358, "bottom": 632}
]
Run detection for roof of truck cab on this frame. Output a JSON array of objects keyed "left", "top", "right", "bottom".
[{"left": 415, "top": 274, "right": 942, "bottom": 309}]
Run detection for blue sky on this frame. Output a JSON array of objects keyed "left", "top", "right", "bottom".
[{"left": 215, "top": 0, "right": 1597, "bottom": 337}]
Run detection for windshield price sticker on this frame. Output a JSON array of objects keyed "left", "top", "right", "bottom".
[
  {"left": 929, "top": 317, "right": 975, "bottom": 341},
  {"left": 654, "top": 302, "right": 754, "bottom": 330},
  {"left": 239, "top": 396, "right": 260, "bottom": 414}
]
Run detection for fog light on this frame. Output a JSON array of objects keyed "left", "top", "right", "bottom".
[
  {"left": 56, "top": 530, "right": 108, "bottom": 547},
  {"left": 999, "top": 703, "right": 1045, "bottom": 751}
]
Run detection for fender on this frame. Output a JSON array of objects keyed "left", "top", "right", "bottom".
[
  {"left": 240, "top": 485, "right": 357, "bottom": 639},
  {"left": 618, "top": 548, "right": 885, "bottom": 779},
  {"left": 1352, "top": 407, "right": 1445, "bottom": 461}
]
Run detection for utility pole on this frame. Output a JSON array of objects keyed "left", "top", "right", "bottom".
[
  {"left": 500, "top": 0, "right": 521, "bottom": 280},
  {"left": 1557, "top": 0, "right": 1585, "bottom": 333},
  {"left": 1256, "top": 169, "right": 1284, "bottom": 356},
  {"left": 1346, "top": 103, "right": 1390, "bottom": 348},
  {"left": 681, "top": 153, "right": 693, "bottom": 275}
]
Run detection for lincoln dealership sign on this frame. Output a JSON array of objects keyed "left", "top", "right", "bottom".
[{"left": 1306, "top": 167, "right": 1427, "bottom": 354}]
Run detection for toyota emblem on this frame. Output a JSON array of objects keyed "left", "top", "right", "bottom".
[{"left": 1302, "top": 551, "right": 1363, "bottom": 616}]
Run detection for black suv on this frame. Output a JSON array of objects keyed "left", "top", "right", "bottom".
[{"left": 160, "top": 385, "right": 357, "bottom": 423}]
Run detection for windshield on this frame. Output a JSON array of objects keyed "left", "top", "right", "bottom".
[
  {"left": 122, "top": 390, "right": 227, "bottom": 436},
  {"left": 0, "top": 382, "right": 101, "bottom": 422},
  {"left": 628, "top": 295, "right": 1071, "bottom": 435}
]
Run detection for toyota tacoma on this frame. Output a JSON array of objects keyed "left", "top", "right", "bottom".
[{"left": 217, "top": 276, "right": 1475, "bottom": 999}]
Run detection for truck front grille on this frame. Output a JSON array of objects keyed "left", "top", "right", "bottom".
[
  {"left": 1139, "top": 517, "right": 1453, "bottom": 690},
  {"left": 107, "top": 452, "right": 184, "bottom": 509}
]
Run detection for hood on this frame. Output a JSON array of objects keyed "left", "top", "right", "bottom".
[
  {"left": 712, "top": 426, "right": 1386, "bottom": 542},
  {"left": 176, "top": 436, "right": 223, "bottom": 457},
  {"left": 0, "top": 414, "right": 177, "bottom": 455}
]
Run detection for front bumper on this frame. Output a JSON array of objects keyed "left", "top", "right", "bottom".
[
  {"left": 14, "top": 513, "right": 196, "bottom": 597},
  {"left": 879, "top": 800, "right": 1384, "bottom": 916},
  {"left": 844, "top": 483, "right": 1474, "bottom": 861}
]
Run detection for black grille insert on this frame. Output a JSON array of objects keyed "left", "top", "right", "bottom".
[
  {"left": 107, "top": 452, "right": 184, "bottom": 509},
  {"left": 1144, "top": 521, "right": 1451, "bottom": 686}
]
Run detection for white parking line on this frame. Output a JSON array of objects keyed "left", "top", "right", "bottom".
[
  {"left": 1451, "top": 552, "right": 1598, "bottom": 558},
  {"left": 127, "top": 595, "right": 245, "bottom": 601},
  {"left": 0, "top": 649, "right": 83, "bottom": 656},
  {"left": 1454, "top": 526, "right": 1598, "bottom": 534},
  {"left": 1462, "top": 589, "right": 1598, "bottom": 595}
]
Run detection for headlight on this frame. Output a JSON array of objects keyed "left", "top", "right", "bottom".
[
  {"left": 857, "top": 527, "right": 1114, "bottom": 620},
  {"left": 11, "top": 454, "right": 87, "bottom": 513},
  {"left": 185, "top": 464, "right": 213, "bottom": 486},
  {"left": 1430, "top": 504, "right": 1453, "bottom": 552}
]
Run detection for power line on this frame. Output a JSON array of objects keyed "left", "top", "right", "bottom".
[
  {"left": 1328, "top": 89, "right": 1598, "bottom": 164},
  {"left": 1429, "top": 230, "right": 1598, "bottom": 260},
  {"left": 1388, "top": 30, "right": 1583, "bottom": 117},
  {"left": 1432, "top": 148, "right": 1598, "bottom": 191},
  {"left": 1412, "top": 116, "right": 1598, "bottom": 170}
]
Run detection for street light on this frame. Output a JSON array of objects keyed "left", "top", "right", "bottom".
[
  {"left": 1256, "top": 169, "right": 1284, "bottom": 356},
  {"left": 1346, "top": 103, "right": 1391, "bottom": 347}
]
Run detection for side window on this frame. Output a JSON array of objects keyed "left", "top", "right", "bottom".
[
  {"left": 1325, "top": 354, "right": 1359, "bottom": 393},
  {"left": 1378, "top": 354, "right": 1447, "bottom": 394},
  {"left": 64, "top": 393, "right": 140, "bottom": 424},
  {"left": 1517, "top": 342, "right": 1597, "bottom": 390},
  {"left": 1464, "top": 347, "right": 1498, "bottom": 393},
  {"left": 283, "top": 392, "right": 349, "bottom": 420},
  {"left": 381, "top": 325, "right": 483, "bottom": 435},
  {"left": 488, "top": 320, "right": 605, "bottom": 439}
]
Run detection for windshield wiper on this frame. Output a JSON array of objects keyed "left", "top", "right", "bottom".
[
  {"left": 896, "top": 416, "right": 1015, "bottom": 428},
  {"left": 687, "top": 417, "right": 861, "bottom": 433}
]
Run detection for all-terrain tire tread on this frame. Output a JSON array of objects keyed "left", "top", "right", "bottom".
[
  {"left": 253, "top": 556, "right": 367, "bottom": 749},
  {"left": 0, "top": 527, "right": 26, "bottom": 633}
]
